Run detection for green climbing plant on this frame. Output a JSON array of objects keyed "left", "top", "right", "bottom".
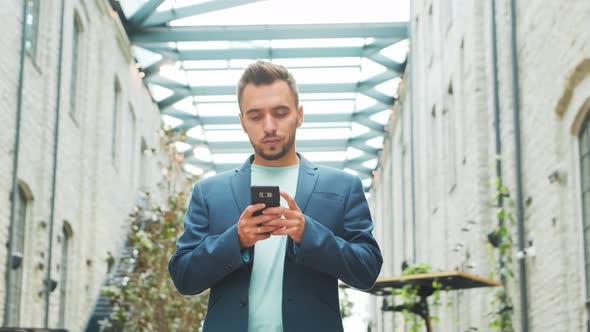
[
  {"left": 339, "top": 287, "right": 354, "bottom": 319},
  {"left": 99, "top": 128, "right": 209, "bottom": 331},
  {"left": 486, "top": 173, "right": 515, "bottom": 332},
  {"left": 389, "top": 263, "right": 448, "bottom": 332}
]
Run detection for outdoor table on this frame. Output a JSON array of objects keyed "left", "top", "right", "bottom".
[{"left": 341, "top": 271, "right": 501, "bottom": 332}]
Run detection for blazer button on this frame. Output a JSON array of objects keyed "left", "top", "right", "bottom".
[{"left": 240, "top": 297, "right": 247, "bottom": 306}]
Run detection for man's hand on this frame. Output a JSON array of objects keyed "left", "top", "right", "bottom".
[
  {"left": 261, "top": 192, "right": 306, "bottom": 244},
  {"left": 237, "top": 203, "right": 282, "bottom": 249}
]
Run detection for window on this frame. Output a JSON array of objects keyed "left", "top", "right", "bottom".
[
  {"left": 124, "top": 105, "right": 137, "bottom": 185},
  {"left": 58, "top": 223, "right": 73, "bottom": 328},
  {"left": 7, "top": 184, "right": 29, "bottom": 326},
  {"left": 579, "top": 112, "right": 590, "bottom": 300},
  {"left": 24, "top": 0, "right": 40, "bottom": 58},
  {"left": 70, "top": 16, "right": 82, "bottom": 115},
  {"left": 112, "top": 79, "right": 121, "bottom": 164}
]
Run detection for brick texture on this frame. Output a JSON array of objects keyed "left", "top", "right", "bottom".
[{"left": 369, "top": 0, "right": 590, "bottom": 331}]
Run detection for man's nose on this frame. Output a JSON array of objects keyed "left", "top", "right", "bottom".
[{"left": 263, "top": 115, "right": 277, "bottom": 133}]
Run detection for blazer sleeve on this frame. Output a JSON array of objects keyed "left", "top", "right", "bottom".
[
  {"left": 289, "top": 175, "right": 383, "bottom": 290},
  {"left": 168, "top": 181, "right": 246, "bottom": 295}
]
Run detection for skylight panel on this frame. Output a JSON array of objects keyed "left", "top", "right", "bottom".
[
  {"left": 380, "top": 39, "right": 409, "bottom": 63},
  {"left": 192, "top": 146, "right": 213, "bottom": 163},
  {"left": 184, "top": 164, "right": 205, "bottom": 176},
  {"left": 291, "top": 67, "right": 361, "bottom": 84},
  {"left": 172, "top": 97, "right": 197, "bottom": 115},
  {"left": 366, "top": 136, "right": 385, "bottom": 149},
  {"left": 272, "top": 38, "right": 366, "bottom": 49},
  {"left": 193, "top": 95, "right": 236, "bottom": 103},
  {"left": 182, "top": 60, "right": 229, "bottom": 70},
  {"left": 299, "top": 93, "right": 356, "bottom": 101},
  {"left": 196, "top": 103, "right": 239, "bottom": 117},
  {"left": 206, "top": 130, "right": 249, "bottom": 142},
  {"left": 302, "top": 100, "right": 355, "bottom": 115},
  {"left": 213, "top": 153, "right": 252, "bottom": 164},
  {"left": 296, "top": 128, "right": 351, "bottom": 140},
  {"left": 300, "top": 151, "right": 348, "bottom": 162},
  {"left": 273, "top": 57, "right": 361, "bottom": 68},
  {"left": 370, "top": 109, "right": 393, "bottom": 125},
  {"left": 147, "top": 84, "right": 173, "bottom": 102},
  {"left": 350, "top": 123, "right": 371, "bottom": 137},
  {"left": 229, "top": 59, "right": 270, "bottom": 69},
  {"left": 132, "top": 45, "right": 163, "bottom": 68},
  {"left": 375, "top": 78, "right": 401, "bottom": 95},
  {"left": 186, "top": 69, "right": 242, "bottom": 86},
  {"left": 176, "top": 41, "right": 231, "bottom": 50},
  {"left": 161, "top": 115, "right": 182, "bottom": 129}
]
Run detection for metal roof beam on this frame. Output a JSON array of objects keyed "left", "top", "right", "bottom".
[
  {"left": 367, "top": 53, "right": 406, "bottom": 73},
  {"left": 130, "top": 22, "right": 408, "bottom": 43},
  {"left": 145, "top": 75, "right": 190, "bottom": 91},
  {"left": 352, "top": 117, "right": 387, "bottom": 133},
  {"left": 359, "top": 88, "right": 396, "bottom": 105},
  {"left": 141, "top": 0, "right": 267, "bottom": 28},
  {"left": 184, "top": 139, "right": 349, "bottom": 154},
  {"left": 138, "top": 38, "right": 402, "bottom": 61},
  {"left": 158, "top": 92, "right": 190, "bottom": 110},
  {"left": 127, "top": 0, "right": 165, "bottom": 30},
  {"left": 354, "top": 104, "right": 390, "bottom": 118},
  {"left": 359, "top": 71, "right": 399, "bottom": 88},
  {"left": 155, "top": 81, "right": 358, "bottom": 96},
  {"left": 167, "top": 112, "right": 386, "bottom": 134},
  {"left": 170, "top": 113, "right": 353, "bottom": 127}
]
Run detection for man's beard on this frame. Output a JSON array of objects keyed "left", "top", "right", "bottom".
[{"left": 253, "top": 126, "right": 297, "bottom": 161}]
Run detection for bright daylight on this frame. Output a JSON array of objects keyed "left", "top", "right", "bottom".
[{"left": 2, "top": 0, "right": 590, "bottom": 332}]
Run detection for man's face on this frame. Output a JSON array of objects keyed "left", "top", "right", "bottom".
[{"left": 239, "top": 80, "right": 303, "bottom": 163}]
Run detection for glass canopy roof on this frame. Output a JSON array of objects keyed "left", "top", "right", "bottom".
[{"left": 112, "top": 0, "right": 409, "bottom": 190}]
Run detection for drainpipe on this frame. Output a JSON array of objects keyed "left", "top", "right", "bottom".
[
  {"left": 44, "top": 0, "right": 66, "bottom": 326},
  {"left": 4, "top": 0, "right": 29, "bottom": 325},
  {"left": 509, "top": 0, "right": 529, "bottom": 331},
  {"left": 490, "top": 1, "right": 503, "bottom": 216},
  {"left": 408, "top": 7, "right": 417, "bottom": 264}
]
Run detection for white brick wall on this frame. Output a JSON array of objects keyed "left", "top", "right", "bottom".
[
  {"left": 0, "top": 0, "right": 161, "bottom": 329},
  {"left": 369, "top": 0, "right": 590, "bottom": 331}
]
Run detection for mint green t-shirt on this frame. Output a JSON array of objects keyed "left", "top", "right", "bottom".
[{"left": 248, "top": 164, "right": 299, "bottom": 332}]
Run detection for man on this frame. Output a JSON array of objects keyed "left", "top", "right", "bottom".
[{"left": 168, "top": 61, "right": 382, "bottom": 332}]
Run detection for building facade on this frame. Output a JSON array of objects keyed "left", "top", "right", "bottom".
[
  {"left": 0, "top": 0, "right": 161, "bottom": 330},
  {"left": 368, "top": 0, "right": 590, "bottom": 331}
]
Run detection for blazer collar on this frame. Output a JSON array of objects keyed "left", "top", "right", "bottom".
[{"left": 229, "top": 153, "right": 319, "bottom": 213}]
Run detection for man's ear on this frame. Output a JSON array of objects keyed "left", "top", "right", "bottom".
[
  {"left": 296, "top": 105, "right": 303, "bottom": 127},
  {"left": 239, "top": 111, "right": 247, "bottom": 133}
]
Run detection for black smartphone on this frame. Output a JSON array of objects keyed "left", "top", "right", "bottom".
[{"left": 251, "top": 186, "right": 280, "bottom": 216}]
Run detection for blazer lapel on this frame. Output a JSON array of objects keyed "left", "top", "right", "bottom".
[
  {"left": 230, "top": 156, "right": 253, "bottom": 213},
  {"left": 230, "top": 153, "right": 318, "bottom": 213},
  {"left": 294, "top": 153, "right": 319, "bottom": 213}
]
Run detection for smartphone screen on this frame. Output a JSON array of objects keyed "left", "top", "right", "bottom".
[{"left": 251, "top": 186, "right": 280, "bottom": 216}]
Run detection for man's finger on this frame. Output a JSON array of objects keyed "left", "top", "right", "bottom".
[
  {"left": 261, "top": 206, "right": 289, "bottom": 216},
  {"left": 262, "top": 217, "right": 299, "bottom": 227},
  {"left": 240, "top": 203, "right": 266, "bottom": 219},
  {"left": 256, "top": 225, "right": 283, "bottom": 234},
  {"left": 280, "top": 191, "right": 300, "bottom": 211},
  {"left": 270, "top": 226, "right": 297, "bottom": 237}
]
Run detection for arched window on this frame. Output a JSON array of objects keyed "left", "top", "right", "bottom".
[
  {"left": 58, "top": 222, "right": 73, "bottom": 328},
  {"left": 7, "top": 183, "right": 31, "bottom": 326},
  {"left": 578, "top": 111, "right": 590, "bottom": 300}
]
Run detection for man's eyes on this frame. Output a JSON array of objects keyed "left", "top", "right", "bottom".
[{"left": 248, "top": 110, "right": 288, "bottom": 120}]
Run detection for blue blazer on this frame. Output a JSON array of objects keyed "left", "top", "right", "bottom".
[{"left": 168, "top": 154, "right": 383, "bottom": 332}]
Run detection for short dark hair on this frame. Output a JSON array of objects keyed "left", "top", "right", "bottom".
[{"left": 237, "top": 61, "right": 299, "bottom": 111}]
